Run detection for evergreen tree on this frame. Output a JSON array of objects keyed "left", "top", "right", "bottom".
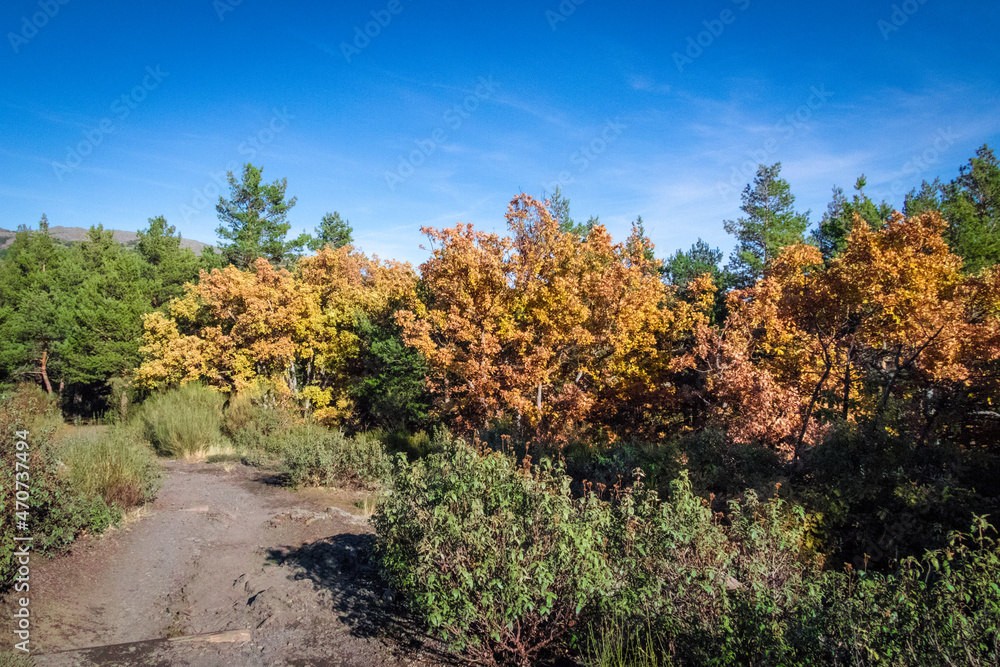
[
  {"left": 811, "top": 176, "right": 892, "bottom": 261},
  {"left": 546, "top": 186, "right": 597, "bottom": 241},
  {"left": 904, "top": 178, "right": 943, "bottom": 217},
  {"left": 941, "top": 144, "right": 1000, "bottom": 273},
  {"left": 307, "top": 211, "right": 354, "bottom": 251},
  {"left": 136, "top": 215, "right": 201, "bottom": 307},
  {"left": 662, "top": 238, "right": 725, "bottom": 289},
  {"left": 200, "top": 245, "right": 228, "bottom": 271},
  {"left": 0, "top": 215, "right": 65, "bottom": 393},
  {"left": 723, "top": 163, "right": 810, "bottom": 289},
  {"left": 215, "top": 163, "right": 300, "bottom": 268},
  {"left": 56, "top": 226, "right": 152, "bottom": 392}
]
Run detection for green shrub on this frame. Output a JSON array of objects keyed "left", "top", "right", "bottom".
[
  {"left": 223, "top": 382, "right": 300, "bottom": 454},
  {"left": 371, "top": 427, "right": 1000, "bottom": 666},
  {"left": 282, "top": 425, "right": 391, "bottom": 489},
  {"left": 381, "top": 428, "right": 448, "bottom": 461},
  {"left": 373, "top": 438, "right": 615, "bottom": 666},
  {"left": 60, "top": 424, "right": 161, "bottom": 509},
  {"left": 819, "top": 515, "right": 1000, "bottom": 667},
  {"left": 564, "top": 438, "right": 683, "bottom": 500},
  {"left": 1, "top": 384, "right": 121, "bottom": 588},
  {"left": 137, "top": 383, "right": 228, "bottom": 457}
]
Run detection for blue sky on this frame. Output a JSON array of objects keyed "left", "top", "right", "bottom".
[{"left": 2, "top": 0, "right": 998, "bottom": 266}]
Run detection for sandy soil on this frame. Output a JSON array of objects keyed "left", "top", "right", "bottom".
[{"left": 12, "top": 460, "right": 451, "bottom": 666}]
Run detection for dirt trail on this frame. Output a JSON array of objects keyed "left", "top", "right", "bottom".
[{"left": 18, "top": 461, "right": 446, "bottom": 666}]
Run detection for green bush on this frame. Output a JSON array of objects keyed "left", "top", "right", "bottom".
[
  {"left": 60, "top": 424, "right": 161, "bottom": 509},
  {"left": 137, "top": 383, "right": 228, "bottom": 457},
  {"left": 282, "top": 424, "right": 391, "bottom": 489},
  {"left": 819, "top": 516, "right": 1000, "bottom": 667},
  {"left": 373, "top": 437, "right": 615, "bottom": 666},
  {"left": 1, "top": 384, "right": 120, "bottom": 588},
  {"left": 223, "top": 382, "right": 300, "bottom": 454},
  {"left": 372, "top": 432, "right": 1000, "bottom": 666}
]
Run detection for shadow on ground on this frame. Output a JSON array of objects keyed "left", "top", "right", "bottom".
[{"left": 267, "top": 534, "right": 460, "bottom": 664}]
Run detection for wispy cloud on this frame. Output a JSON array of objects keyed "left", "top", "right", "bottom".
[{"left": 628, "top": 74, "right": 671, "bottom": 94}]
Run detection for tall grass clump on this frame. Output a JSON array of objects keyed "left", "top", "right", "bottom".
[
  {"left": 138, "top": 383, "right": 228, "bottom": 458},
  {"left": 60, "top": 424, "right": 161, "bottom": 509},
  {"left": 1, "top": 384, "right": 120, "bottom": 588}
]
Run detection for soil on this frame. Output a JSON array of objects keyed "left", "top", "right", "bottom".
[{"left": 10, "top": 460, "right": 453, "bottom": 666}]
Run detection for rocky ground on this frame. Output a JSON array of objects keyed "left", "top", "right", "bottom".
[{"left": 10, "top": 460, "right": 452, "bottom": 666}]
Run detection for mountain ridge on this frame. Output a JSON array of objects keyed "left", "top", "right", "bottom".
[{"left": 0, "top": 225, "right": 213, "bottom": 255}]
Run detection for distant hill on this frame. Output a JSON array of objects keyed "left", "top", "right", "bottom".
[{"left": 0, "top": 226, "right": 213, "bottom": 256}]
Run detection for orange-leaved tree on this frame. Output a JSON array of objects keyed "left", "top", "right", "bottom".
[
  {"left": 397, "top": 194, "right": 711, "bottom": 444},
  {"left": 689, "top": 211, "right": 1000, "bottom": 459}
]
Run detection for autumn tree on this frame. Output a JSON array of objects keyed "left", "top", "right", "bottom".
[
  {"left": 215, "top": 163, "right": 301, "bottom": 269},
  {"left": 692, "top": 210, "right": 1000, "bottom": 459},
  {"left": 136, "top": 244, "right": 420, "bottom": 426},
  {"left": 397, "top": 194, "right": 711, "bottom": 443},
  {"left": 724, "top": 163, "right": 810, "bottom": 289},
  {"left": 137, "top": 259, "right": 306, "bottom": 393}
]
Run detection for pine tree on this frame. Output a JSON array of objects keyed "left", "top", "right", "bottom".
[
  {"left": 0, "top": 215, "right": 65, "bottom": 393},
  {"left": 215, "top": 163, "right": 300, "bottom": 268},
  {"left": 137, "top": 215, "right": 201, "bottom": 307},
  {"left": 723, "top": 163, "right": 810, "bottom": 289},
  {"left": 307, "top": 211, "right": 354, "bottom": 251},
  {"left": 812, "top": 176, "right": 892, "bottom": 261},
  {"left": 941, "top": 144, "right": 1000, "bottom": 273}
]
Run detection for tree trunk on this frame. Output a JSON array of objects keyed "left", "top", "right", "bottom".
[
  {"left": 40, "top": 348, "right": 53, "bottom": 395},
  {"left": 841, "top": 341, "right": 854, "bottom": 421}
]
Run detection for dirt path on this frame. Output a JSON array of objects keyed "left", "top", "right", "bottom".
[{"left": 17, "top": 461, "right": 447, "bottom": 666}]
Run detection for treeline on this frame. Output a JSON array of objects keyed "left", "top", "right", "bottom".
[
  {"left": 2, "top": 149, "right": 999, "bottom": 544},
  {"left": 2, "top": 147, "right": 999, "bottom": 664}
]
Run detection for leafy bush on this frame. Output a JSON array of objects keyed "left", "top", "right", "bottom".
[
  {"left": 1, "top": 384, "right": 120, "bottom": 588},
  {"left": 137, "top": 383, "right": 228, "bottom": 457},
  {"left": 819, "top": 516, "right": 1000, "bottom": 667},
  {"left": 373, "top": 437, "right": 615, "bottom": 665},
  {"left": 282, "top": 425, "right": 391, "bottom": 489},
  {"left": 60, "top": 424, "right": 161, "bottom": 509},
  {"left": 564, "top": 437, "right": 683, "bottom": 499}
]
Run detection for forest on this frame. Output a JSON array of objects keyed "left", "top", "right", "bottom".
[{"left": 2, "top": 147, "right": 1000, "bottom": 666}]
